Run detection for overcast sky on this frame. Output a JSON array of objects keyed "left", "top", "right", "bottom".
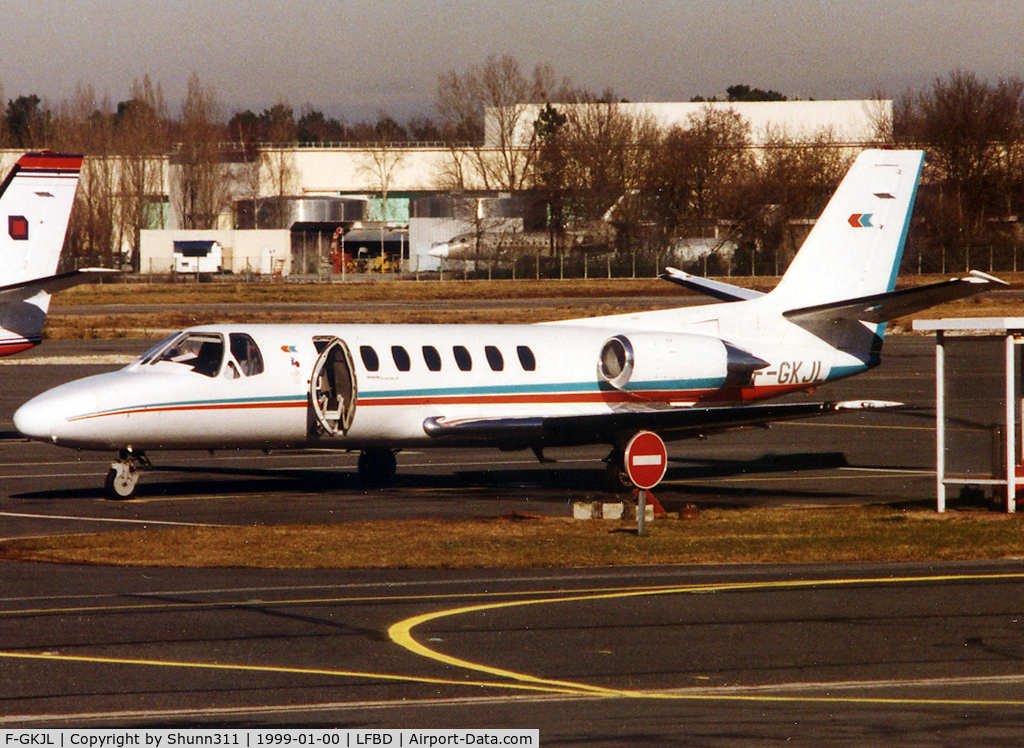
[{"left": 3, "top": 0, "right": 1022, "bottom": 122}]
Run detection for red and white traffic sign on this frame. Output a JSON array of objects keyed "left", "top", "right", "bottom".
[{"left": 623, "top": 430, "right": 668, "bottom": 489}]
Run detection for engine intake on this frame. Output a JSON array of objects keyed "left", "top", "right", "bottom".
[
  {"left": 598, "top": 335, "right": 634, "bottom": 389},
  {"left": 597, "top": 333, "right": 768, "bottom": 392}
]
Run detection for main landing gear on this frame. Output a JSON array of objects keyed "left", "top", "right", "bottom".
[
  {"left": 603, "top": 446, "right": 633, "bottom": 493},
  {"left": 358, "top": 447, "right": 397, "bottom": 488},
  {"left": 104, "top": 448, "right": 151, "bottom": 500}
]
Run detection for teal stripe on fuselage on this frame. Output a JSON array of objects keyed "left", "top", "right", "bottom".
[
  {"left": 361, "top": 376, "right": 727, "bottom": 400},
  {"left": 827, "top": 363, "right": 871, "bottom": 381}
]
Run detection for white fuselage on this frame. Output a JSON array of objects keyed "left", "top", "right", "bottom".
[{"left": 13, "top": 298, "right": 869, "bottom": 453}]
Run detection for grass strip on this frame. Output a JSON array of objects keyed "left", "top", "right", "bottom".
[{"left": 2, "top": 507, "right": 1022, "bottom": 569}]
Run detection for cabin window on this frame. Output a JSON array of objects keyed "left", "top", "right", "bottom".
[
  {"left": 392, "top": 345, "right": 411, "bottom": 372},
  {"left": 151, "top": 332, "right": 224, "bottom": 377},
  {"left": 453, "top": 345, "right": 472, "bottom": 371},
  {"left": 485, "top": 345, "right": 504, "bottom": 371},
  {"left": 517, "top": 345, "right": 536, "bottom": 371},
  {"left": 360, "top": 345, "right": 380, "bottom": 372},
  {"left": 229, "top": 333, "right": 264, "bottom": 376},
  {"left": 422, "top": 345, "right": 442, "bottom": 371}
]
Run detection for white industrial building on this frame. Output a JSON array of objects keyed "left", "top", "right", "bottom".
[{"left": 496, "top": 100, "right": 890, "bottom": 150}]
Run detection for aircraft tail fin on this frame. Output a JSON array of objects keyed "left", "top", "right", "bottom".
[
  {"left": 768, "top": 149, "right": 925, "bottom": 309},
  {"left": 759, "top": 149, "right": 1001, "bottom": 367},
  {"left": 0, "top": 152, "right": 83, "bottom": 355}
]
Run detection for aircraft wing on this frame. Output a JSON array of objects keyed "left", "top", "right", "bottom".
[
  {"left": 783, "top": 271, "right": 1006, "bottom": 325},
  {"left": 660, "top": 267, "right": 764, "bottom": 302},
  {"left": 0, "top": 268, "right": 120, "bottom": 304},
  {"left": 423, "top": 399, "right": 901, "bottom": 449}
]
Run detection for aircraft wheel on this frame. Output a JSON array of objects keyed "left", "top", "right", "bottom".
[
  {"left": 604, "top": 450, "right": 633, "bottom": 493},
  {"left": 358, "top": 447, "right": 397, "bottom": 488},
  {"left": 105, "top": 464, "right": 139, "bottom": 500}
]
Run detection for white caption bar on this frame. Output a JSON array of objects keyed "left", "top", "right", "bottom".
[{"left": 1, "top": 730, "right": 540, "bottom": 748}]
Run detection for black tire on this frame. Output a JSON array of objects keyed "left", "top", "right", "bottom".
[
  {"left": 358, "top": 448, "right": 397, "bottom": 488},
  {"left": 604, "top": 451, "right": 633, "bottom": 493}
]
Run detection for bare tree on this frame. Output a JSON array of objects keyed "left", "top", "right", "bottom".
[
  {"left": 898, "top": 70, "right": 1024, "bottom": 271},
  {"left": 117, "top": 76, "right": 170, "bottom": 270},
  {"left": 651, "top": 107, "right": 752, "bottom": 223},
  {"left": 435, "top": 55, "right": 573, "bottom": 191},
  {"left": 173, "top": 74, "right": 230, "bottom": 230},
  {"left": 359, "top": 115, "right": 408, "bottom": 272},
  {"left": 56, "top": 85, "right": 119, "bottom": 268},
  {"left": 864, "top": 90, "right": 895, "bottom": 144},
  {"left": 262, "top": 104, "right": 298, "bottom": 225},
  {"left": 636, "top": 106, "right": 753, "bottom": 270},
  {"left": 744, "top": 128, "right": 850, "bottom": 273},
  {"left": 558, "top": 98, "right": 660, "bottom": 252}
]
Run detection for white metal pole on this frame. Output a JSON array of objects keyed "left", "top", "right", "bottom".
[
  {"left": 935, "top": 332, "right": 946, "bottom": 513},
  {"left": 1006, "top": 334, "right": 1017, "bottom": 513}
]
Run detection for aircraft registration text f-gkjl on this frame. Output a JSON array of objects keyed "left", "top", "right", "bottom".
[{"left": 14, "top": 150, "right": 1004, "bottom": 498}]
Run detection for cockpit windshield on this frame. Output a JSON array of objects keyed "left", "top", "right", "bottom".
[
  {"left": 140, "top": 331, "right": 264, "bottom": 379},
  {"left": 137, "top": 332, "right": 184, "bottom": 365},
  {"left": 149, "top": 332, "right": 224, "bottom": 377}
]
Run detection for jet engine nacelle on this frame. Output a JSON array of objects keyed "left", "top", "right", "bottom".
[{"left": 597, "top": 332, "right": 768, "bottom": 391}]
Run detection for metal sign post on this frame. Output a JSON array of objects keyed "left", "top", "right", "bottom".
[{"left": 624, "top": 431, "right": 668, "bottom": 535}]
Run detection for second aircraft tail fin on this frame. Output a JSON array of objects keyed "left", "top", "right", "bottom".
[{"left": 0, "top": 152, "right": 84, "bottom": 355}]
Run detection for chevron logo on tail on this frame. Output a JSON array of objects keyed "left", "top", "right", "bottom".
[{"left": 848, "top": 213, "right": 873, "bottom": 228}]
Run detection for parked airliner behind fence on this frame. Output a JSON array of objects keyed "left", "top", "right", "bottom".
[
  {"left": 0, "top": 152, "right": 115, "bottom": 356},
  {"left": 15, "top": 150, "right": 1004, "bottom": 498}
]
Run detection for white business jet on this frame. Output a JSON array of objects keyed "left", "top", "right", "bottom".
[
  {"left": 1, "top": 152, "right": 116, "bottom": 356},
  {"left": 15, "top": 150, "right": 1003, "bottom": 499}
]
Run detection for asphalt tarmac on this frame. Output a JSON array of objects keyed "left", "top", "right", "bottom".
[
  {"left": 5, "top": 560, "right": 1024, "bottom": 743},
  {"left": 6, "top": 335, "right": 1024, "bottom": 742}
]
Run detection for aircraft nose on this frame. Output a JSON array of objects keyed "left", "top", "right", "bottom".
[
  {"left": 428, "top": 242, "right": 450, "bottom": 258},
  {"left": 14, "top": 394, "right": 65, "bottom": 443},
  {"left": 14, "top": 382, "right": 99, "bottom": 445}
]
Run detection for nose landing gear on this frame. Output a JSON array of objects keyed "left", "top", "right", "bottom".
[{"left": 104, "top": 448, "right": 151, "bottom": 500}]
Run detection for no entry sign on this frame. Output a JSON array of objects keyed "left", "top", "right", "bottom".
[{"left": 624, "top": 430, "right": 667, "bottom": 490}]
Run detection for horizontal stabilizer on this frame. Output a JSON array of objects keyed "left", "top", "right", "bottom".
[
  {"left": 783, "top": 271, "right": 1006, "bottom": 326},
  {"left": 661, "top": 266, "right": 764, "bottom": 302},
  {"left": 0, "top": 268, "right": 120, "bottom": 304},
  {"left": 423, "top": 399, "right": 904, "bottom": 448}
]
